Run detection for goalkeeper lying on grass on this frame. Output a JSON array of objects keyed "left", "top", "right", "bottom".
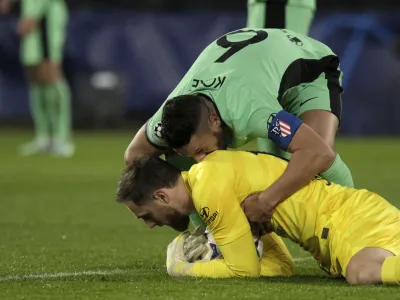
[
  {"left": 116, "top": 154, "right": 294, "bottom": 278},
  {"left": 116, "top": 151, "right": 400, "bottom": 285}
]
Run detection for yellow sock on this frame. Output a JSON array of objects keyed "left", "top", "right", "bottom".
[{"left": 381, "top": 256, "right": 400, "bottom": 285}]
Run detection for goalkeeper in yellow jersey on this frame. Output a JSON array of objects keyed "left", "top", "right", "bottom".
[
  {"left": 117, "top": 155, "right": 294, "bottom": 278},
  {"left": 116, "top": 151, "right": 400, "bottom": 284}
]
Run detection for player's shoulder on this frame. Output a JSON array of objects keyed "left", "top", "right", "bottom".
[{"left": 187, "top": 151, "right": 236, "bottom": 182}]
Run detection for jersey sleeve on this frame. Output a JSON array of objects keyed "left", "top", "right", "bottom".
[
  {"left": 145, "top": 105, "right": 168, "bottom": 150},
  {"left": 190, "top": 162, "right": 250, "bottom": 246},
  {"left": 167, "top": 228, "right": 260, "bottom": 278},
  {"left": 191, "top": 231, "right": 260, "bottom": 277},
  {"left": 21, "top": 0, "right": 52, "bottom": 19},
  {"left": 183, "top": 161, "right": 260, "bottom": 277}
]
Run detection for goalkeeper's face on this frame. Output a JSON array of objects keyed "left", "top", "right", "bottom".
[{"left": 124, "top": 194, "right": 190, "bottom": 232}]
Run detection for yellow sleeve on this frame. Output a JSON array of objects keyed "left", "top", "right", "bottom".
[
  {"left": 168, "top": 230, "right": 260, "bottom": 278},
  {"left": 169, "top": 155, "right": 293, "bottom": 278},
  {"left": 189, "top": 160, "right": 249, "bottom": 246},
  {"left": 21, "top": 0, "right": 53, "bottom": 19},
  {"left": 260, "top": 233, "right": 294, "bottom": 277},
  {"left": 175, "top": 161, "right": 258, "bottom": 277}
]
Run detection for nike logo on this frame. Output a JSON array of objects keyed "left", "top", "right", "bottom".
[{"left": 299, "top": 96, "right": 318, "bottom": 107}]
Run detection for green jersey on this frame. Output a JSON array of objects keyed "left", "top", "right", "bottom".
[
  {"left": 21, "top": 0, "right": 67, "bottom": 19},
  {"left": 146, "top": 28, "right": 339, "bottom": 149}
]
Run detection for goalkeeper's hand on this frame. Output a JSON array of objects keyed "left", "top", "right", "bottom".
[
  {"left": 183, "top": 226, "right": 214, "bottom": 262},
  {"left": 166, "top": 231, "right": 189, "bottom": 276}
]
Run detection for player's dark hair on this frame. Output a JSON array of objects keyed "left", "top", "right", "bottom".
[
  {"left": 116, "top": 156, "right": 181, "bottom": 205},
  {"left": 161, "top": 95, "right": 203, "bottom": 149}
]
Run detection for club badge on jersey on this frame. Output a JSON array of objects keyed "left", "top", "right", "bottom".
[{"left": 267, "top": 110, "right": 303, "bottom": 151}]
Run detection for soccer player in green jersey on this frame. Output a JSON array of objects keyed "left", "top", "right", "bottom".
[
  {"left": 124, "top": 28, "right": 354, "bottom": 228},
  {"left": 0, "top": 0, "right": 73, "bottom": 157},
  {"left": 247, "top": 0, "right": 316, "bottom": 36}
]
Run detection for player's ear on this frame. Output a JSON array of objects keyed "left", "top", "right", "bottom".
[
  {"left": 153, "top": 190, "right": 170, "bottom": 205},
  {"left": 208, "top": 113, "right": 221, "bottom": 129}
]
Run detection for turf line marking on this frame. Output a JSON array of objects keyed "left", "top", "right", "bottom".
[
  {"left": 0, "top": 269, "right": 126, "bottom": 282},
  {"left": 0, "top": 257, "right": 313, "bottom": 282},
  {"left": 293, "top": 257, "right": 313, "bottom": 262}
]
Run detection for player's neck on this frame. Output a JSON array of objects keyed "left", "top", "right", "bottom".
[
  {"left": 186, "top": 197, "right": 196, "bottom": 215},
  {"left": 177, "top": 175, "right": 196, "bottom": 215}
]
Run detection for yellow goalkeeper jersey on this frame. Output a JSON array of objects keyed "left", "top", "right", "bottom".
[{"left": 181, "top": 150, "right": 371, "bottom": 276}]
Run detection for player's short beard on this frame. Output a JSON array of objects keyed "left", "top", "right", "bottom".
[
  {"left": 169, "top": 212, "right": 190, "bottom": 232},
  {"left": 214, "top": 125, "right": 233, "bottom": 150}
]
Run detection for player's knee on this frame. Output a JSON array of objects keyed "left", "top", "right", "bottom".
[
  {"left": 25, "top": 66, "right": 41, "bottom": 84},
  {"left": 38, "top": 61, "right": 61, "bottom": 84}
]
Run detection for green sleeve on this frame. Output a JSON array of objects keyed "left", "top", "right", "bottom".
[
  {"left": 145, "top": 104, "right": 168, "bottom": 149},
  {"left": 21, "top": 0, "right": 53, "bottom": 19}
]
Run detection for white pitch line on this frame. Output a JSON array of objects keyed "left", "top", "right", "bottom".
[
  {"left": 0, "top": 269, "right": 126, "bottom": 282},
  {"left": 293, "top": 257, "right": 313, "bottom": 262},
  {"left": 0, "top": 257, "right": 314, "bottom": 282}
]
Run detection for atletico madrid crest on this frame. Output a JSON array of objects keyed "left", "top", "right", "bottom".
[{"left": 278, "top": 119, "right": 291, "bottom": 137}]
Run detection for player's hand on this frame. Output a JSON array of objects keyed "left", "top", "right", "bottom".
[
  {"left": 166, "top": 231, "right": 190, "bottom": 276},
  {"left": 241, "top": 192, "right": 275, "bottom": 235},
  {"left": 183, "top": 225, "right": 210, "bottom": 262},
  {"left": 17, "top": 19, "right": 38, "bottom": 36}
]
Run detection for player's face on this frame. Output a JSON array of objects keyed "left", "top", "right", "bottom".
[
  {"left": 124, "top": 200, "right": 190, "bottom": 232},
  {"left": 176, "top": 129, "right": 227, "bottom": 162}
]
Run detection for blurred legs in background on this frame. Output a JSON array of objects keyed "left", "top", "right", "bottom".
[{"left": 18, "top": 0, "right": 73, "bottom": 157}]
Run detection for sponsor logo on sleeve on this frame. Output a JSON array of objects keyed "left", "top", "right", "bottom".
[{"left": 199, "top": 207, "right": 219, "bottom": 225}]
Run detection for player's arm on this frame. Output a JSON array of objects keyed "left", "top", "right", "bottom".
[
  {"left": 245, "top": 103, "right": 334, "bottom": 217},
  {"left": 167, "top": 166, "right": 290, "bottom": 278},
  {"left": 124, "top": 107, "right": 167, "bottom": 165},
  {"left": 264, "top": 111, "right": 334, "bottom": 206},
  {"left": 18, "top": 0, "right": 54, "bottom": 36},
  {"left": 124, "top": 124, "right": 164, "bottom": 164},
  {"left": 167, "top": 168, "right": 260, "bottom": 278},
  {"left": 167, "top": 229, "right": 260, "bottom": 278}
]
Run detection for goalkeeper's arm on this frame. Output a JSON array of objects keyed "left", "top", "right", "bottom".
[{"left": 167, "top": 230, "right": 260, "bottom": 278}]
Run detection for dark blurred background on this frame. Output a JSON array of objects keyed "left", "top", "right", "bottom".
[{"left": 1, "top": 0, "right": 400, "bottom": 135}]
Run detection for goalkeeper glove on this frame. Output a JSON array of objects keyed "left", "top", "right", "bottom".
[
  {"left": 183, "top": 225, "right": 215, "bottom": 262},
  {"left": 166, "top": 231, "right": 189, "bottom": 276}
]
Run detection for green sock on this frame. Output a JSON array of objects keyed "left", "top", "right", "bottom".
[
  {"left": 28, "top": 84, "right": 49, "bottom": 142},
  {"left": 320, "top": 153, "right": 354, "bottom": 188},
  {"left": 55, "top": 78, "right": 72, "bottom": 141},
  {"left": 43, "top": 78, "right": 72, "bottom": 142}
]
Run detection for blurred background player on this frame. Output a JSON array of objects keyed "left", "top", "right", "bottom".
[
  {"left": 0, "top": 0, "right": 73, "bottom": 157},
  {"left": 247, "top": 0, "right": 316, "bottom": 35},
  {"left": 247, "top": 0, "right": 316, "bottom": 157}
]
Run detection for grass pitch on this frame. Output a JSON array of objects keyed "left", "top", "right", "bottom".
[{"left": 0, "top": 130, "right": 399, "bottom": 299}]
